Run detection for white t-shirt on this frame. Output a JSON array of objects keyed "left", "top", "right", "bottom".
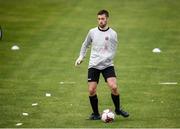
[{"left": 79, "top": 27, "right": 118, "bottom": 70}]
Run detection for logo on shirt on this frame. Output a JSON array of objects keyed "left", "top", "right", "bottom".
[{"left": 105, "top": 36, "right": 109, "bottom": 41}]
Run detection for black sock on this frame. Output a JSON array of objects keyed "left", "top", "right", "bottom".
[
  {"left": 89, "top": 94, "right": 99, "bottom": 115},
  {"left": 111, "top": 93, "right": 120, "bottom": 111}
]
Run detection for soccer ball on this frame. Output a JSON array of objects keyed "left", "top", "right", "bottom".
[{"left": 101, "top": 109, "right": 115, "bottom": 123}]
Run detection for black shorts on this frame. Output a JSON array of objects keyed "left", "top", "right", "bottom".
[{"left": 88, "top": 66, "right": 116, "bottom": 83}]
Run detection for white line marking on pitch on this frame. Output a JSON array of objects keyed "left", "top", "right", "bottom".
[
  {"left": 59, "top": 81, "right": 76, "bottom": 84},
  {"left": 15, "top": 123, "right": 23, "bottom": 126},
  {"left": 159, "top": 82, "right": 178, "bottom": 85},
  {"left": 32, "top": 103, "right": 38, "bottom": 106}
]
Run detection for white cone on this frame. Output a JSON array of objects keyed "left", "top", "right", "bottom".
[
  {"left": 11, "top": 45, "right": 20, "bottom": 50},
  {"left": 152, "top": 48, "right": 161, "bottom": 53},
  {"left": 46, "top": 93, "right": 51, "bottom": 97},
  {"left": 22, "top": 112, "right": 29, "bottom": 116}
]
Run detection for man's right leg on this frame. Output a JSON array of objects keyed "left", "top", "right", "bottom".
[
  {"left": 88, "top": 68, "right": 101, "bottom": 120},
  {"left": 88, "top": 82, "right": 101, "bottom": 120}
]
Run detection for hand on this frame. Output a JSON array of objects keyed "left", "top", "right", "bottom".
[{"left": 75, "top": 56, "right": 83, "bottom": 66}]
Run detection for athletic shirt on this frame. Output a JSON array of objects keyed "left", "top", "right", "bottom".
[{"left": 79, "top": 27, "right": 118, "bottom": 70}]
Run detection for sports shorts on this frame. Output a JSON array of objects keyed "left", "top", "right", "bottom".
[{"left": 88, "top": 66, "right": 116, "bottom": 83}]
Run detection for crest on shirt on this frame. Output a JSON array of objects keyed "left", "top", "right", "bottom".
[{"left": 105, "top": 36, "right": 109, "bottom": 41}]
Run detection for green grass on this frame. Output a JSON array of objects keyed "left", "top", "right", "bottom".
[{"left": 0, "top": 0, "right": 180, "bottom": 128}]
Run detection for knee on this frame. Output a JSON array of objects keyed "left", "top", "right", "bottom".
[
  {"left": 88, "top": 87, "right": 96, "bottom": 96},
  {"left": 108, "top": 81, "right": 117, "bottom": 90},
  {"left": 111, "top": 85, "right": 118, "bottom": 92},
  {"left": 111, "top": 86, "right": 119, "bottom": 95},
  {"left": 108, "top": 82, "right": 118, "bottom": 94}
]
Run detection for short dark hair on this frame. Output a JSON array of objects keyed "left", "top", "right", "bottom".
[{"left": 97, "top": 9, "right": 109, "bottom": 17}]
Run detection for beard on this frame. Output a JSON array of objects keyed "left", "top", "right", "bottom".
[{"left": 99, "top": 22, "right": 107, "bottom": 28}]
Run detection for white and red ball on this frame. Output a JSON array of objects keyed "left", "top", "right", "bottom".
[{"left": 101, "top": 109, "right": 115, "bottom": 123}]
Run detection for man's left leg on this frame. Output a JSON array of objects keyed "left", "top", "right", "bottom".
[{"left": 107, "top": 77, "right": 129, "bottom": 117}]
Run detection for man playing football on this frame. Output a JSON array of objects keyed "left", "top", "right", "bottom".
[{"left": 75, "top": 9, "right": 129, "bottom": 120}]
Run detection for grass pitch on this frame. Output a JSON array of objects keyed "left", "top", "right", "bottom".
[{"left": 0, "top": 0, "right": 180, "bottom": 128}]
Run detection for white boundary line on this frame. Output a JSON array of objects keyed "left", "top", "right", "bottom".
[
  {"left": 159, "top": 82, "right": 178, "bottom": 85},
  {"left": 59, "top": 81, "right": 76, "bottom": 84}
]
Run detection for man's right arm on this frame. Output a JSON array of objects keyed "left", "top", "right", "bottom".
[{"left": 75, "top": 30, "right": 92, "bottom": 66}]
